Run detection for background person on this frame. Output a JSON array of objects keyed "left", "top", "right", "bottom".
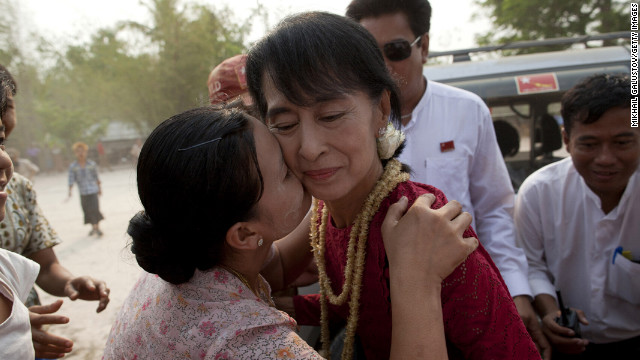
[
  {"left": 207, "top": 54, "right": 252, "bottom": 106},
  {"left": 515, "top": 73, "right": 640, "bottom": 359},
  {"left": 68, "top": 142, "right": 104, "bottom": 237},
  {"left": 344, "top": 1, "right": 548, "bottom": 357}
]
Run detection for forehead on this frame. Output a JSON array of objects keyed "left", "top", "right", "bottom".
[
  {"left": 571, "top": 107, "right": 636, "bottom": 139},
  {"left": 359, "top": 12, "right": 414, "bottom": 44}
]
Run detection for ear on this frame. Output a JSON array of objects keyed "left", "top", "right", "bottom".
[
  {"left": 375, "top": 90, "right": 392, "bottom": 132},
  {"left": 420, "top": 34, "right": 430, "bottom": 64},
  {"left": 562, "top": 128, "right": 571, "bottom": 154},
  {"left": 225, "top": 222, "right": 262, "bottom": 251}
]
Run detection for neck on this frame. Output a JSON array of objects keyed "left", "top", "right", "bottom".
[
  {"left": 325, "top": 161, "right": 384, "bottom": 229},
  {"left": 220, "top": 254, "right": 261, "bottom": 293},
  {"left": 598, "top": 190, "right": 625, "bottom": 214},
  {"left": 400, "top": 76, "right": 427, "bottom": 126}
]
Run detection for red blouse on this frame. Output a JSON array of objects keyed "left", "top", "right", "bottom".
[{"left": 293, "top": 181, "right": 539, "bottom": 359}]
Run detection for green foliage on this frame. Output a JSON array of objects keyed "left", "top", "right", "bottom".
[
  {"left": 0, "top": 0, "right": 257, "bottom": 155},
  {"left": 476, "top": 0, "right": 629, "bottom": 52}
]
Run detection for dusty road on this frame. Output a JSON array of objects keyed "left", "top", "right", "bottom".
[{"left": 34, "top": 165, "right": 143, "bottom": 359}]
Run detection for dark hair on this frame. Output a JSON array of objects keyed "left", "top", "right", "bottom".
[
  {"left": 561, "top": 74, "right": 631, "bottom": 136},
  {"left": 128, "top": 105, "right": 264, "bottom": 284},
  {"left": 246, "top": 11, "right": 406, "bottom": 163},
  {"left": 0, "top": 64, "right": 17, "bottom": 96},
  {"left": 246, "top": 11, "right": 402, "bottom": 128},
  {"left": 346, "top": 0, "right": 432, "bottom": 39},
  {"left": 0, "top": 64, "right": 16, "bottom": 116}
]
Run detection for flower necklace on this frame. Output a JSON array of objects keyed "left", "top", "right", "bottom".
[
  {"left": 219, "top": 264, "right": 275, "bottom": 307},
  {"left": 310, "top": 159, "right": 409, "bottom": 360}
]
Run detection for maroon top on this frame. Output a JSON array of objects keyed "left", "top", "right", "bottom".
[{"left": 293, "top": 181, "right": 539, "bottom": 359}]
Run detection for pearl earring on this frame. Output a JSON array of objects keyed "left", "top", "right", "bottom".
[
  {"left": 257, "top": 237, "right": 264, "bottom": 247},
  {"left": 378, "top": 127, "right": 387, "bottom": 137}
]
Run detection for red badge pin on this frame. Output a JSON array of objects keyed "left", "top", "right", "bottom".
[{"left": 440, "top": 140, "right": 455, "bottom": 152}]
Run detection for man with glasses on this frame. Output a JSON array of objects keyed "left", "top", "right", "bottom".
[{"left": 346, "top": 1, "right": 550, "bottom": 359}]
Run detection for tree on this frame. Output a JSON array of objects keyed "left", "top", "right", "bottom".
[{"left": 476, "top": 0, "right": 629, "bottom": 51}]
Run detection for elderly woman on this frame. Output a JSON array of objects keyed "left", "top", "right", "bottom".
[{"left": 245, "top": 11, "right": 539, "bottom": 360}]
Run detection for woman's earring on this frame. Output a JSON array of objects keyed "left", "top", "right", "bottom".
[
  {"left": 257, "top": 237, "right": 264, "bottom": 247},
  {"left": 378, "top": 126, "right": 387, "bottom": 137}
]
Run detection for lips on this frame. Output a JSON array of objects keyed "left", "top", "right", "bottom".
[
  {"left": 303, "top": 168, "right": 339, "bottom": 181},
  {"left": 592, "top": 169, "right": 618, "bottom": 181}
]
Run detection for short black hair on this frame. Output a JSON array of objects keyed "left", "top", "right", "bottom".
[
  {"left": 246, "top": 11, "right": 402, "bottom": 128},
  {"left": 346, "top": 0, "right": 432, "bottom": 38},
  {"left": 561, "top": 74, "right": 631, "bottom": 136},
  {"left": 128, "top": 105, "right": 264, "bottom": 284}
]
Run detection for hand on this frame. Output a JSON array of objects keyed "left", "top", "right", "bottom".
[
  {"left": 513, "top": 295, "right": 551, "bottom": 360},
  {"left": 540, "top": 309, "right": 589, "bottom": 355},
  {"left": 29, "top": 300, "right": 74, "bottom": 358},
  {"left": 64, "top": 276, "right": 110, "bottom": 312},
  {"left": 381, "top": 194, "right": 478, "bottom": 284}
]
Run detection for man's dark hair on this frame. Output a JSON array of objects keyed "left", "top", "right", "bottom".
[
  {"left": 346, "top": 0, "right": 432, "bottom": 39},
  {"left": 561, "top": 73, "right": 630, "bottom": 136}
]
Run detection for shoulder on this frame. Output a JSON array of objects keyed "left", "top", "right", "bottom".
[
  {"left": 0, "top": 249, "right": 40, "bottom": 301},
  {"left": 518, "top": 157, "right": 574, "bottom": 199},
  {"left": 387, "top": 181, "right": 449, "bottom": 210},
  {"left": 428, "top": 81, "right": 488, "bottom": 108},
  {"left": 6, "top": 173, "right": 31, "bottom": 193}
]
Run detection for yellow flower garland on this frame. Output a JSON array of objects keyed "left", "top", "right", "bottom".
[{"left": 310, "top": 159, "right": 409, "bottom": 360}]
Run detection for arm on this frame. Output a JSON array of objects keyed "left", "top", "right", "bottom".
[
  {"left": 468, "top": 101, "right": 531, "bottom": 298},
  {"left": 28, "top": 248, "right": 110, "bottom": 312},
  {"left": 67, "top": 166, "right": 74, "bottom": 197},
  {"left": 382, "top": 194, "right": 478, "bottom": 360},
  {"left": 467, "top": 103, "right": 549, "bottom": 357}
]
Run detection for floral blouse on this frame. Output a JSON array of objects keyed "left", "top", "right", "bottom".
[
  {"left": 0, "top": 172, "right": 61, "bottom": 256},
  {"left": 103, "top": 267, "right": 324, "bottom": 360}
]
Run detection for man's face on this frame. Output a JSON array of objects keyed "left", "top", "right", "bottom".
[
  {"left": 359, "top": 13, "right": 428, "bottom": 106},
  {"left": 564, "top": 106, "right": 640, "bottom": 201}
]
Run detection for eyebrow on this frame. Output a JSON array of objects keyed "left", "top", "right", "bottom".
[
  {"left": 266, "top": 106, "right": 290, "bottom": 120},
  {"left": 576, "top": 132, "right": 638, "bottom": 141}
]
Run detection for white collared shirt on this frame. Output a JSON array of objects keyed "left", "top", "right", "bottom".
[
  {"left": 399, "top": 79, "right": 532, "bottom": 298},
  {"left": 515, "top": 157, "right": 640, "bottom": 343}
]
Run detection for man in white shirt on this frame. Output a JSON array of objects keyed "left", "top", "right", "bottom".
[
  {"left": 515, "top": 74, "right": 639, "bottom": 359},
  {"left": 346, "top": 1, "right": 548, "bottom": 357}
]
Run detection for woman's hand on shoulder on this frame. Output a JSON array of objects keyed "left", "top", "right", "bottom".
[{"left": 381, "top": 194, "right": 478, "bottom": 284}]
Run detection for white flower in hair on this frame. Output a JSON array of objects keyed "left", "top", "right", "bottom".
[{"left": 376, "top": 122, "right": 405, "bottom": 160}]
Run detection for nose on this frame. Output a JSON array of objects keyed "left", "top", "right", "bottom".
[
  {"left": 594, "top": 143, "right": 617, "bottom": 166},
  {"left": 298, "top": 119, "right": 326, "bottom": 162}
]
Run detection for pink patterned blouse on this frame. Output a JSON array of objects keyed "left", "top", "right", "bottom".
[{"left": 103, "top": 267, "right": 323, "bottom": 360}]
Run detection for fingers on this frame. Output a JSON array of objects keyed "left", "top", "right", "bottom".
[
  {"left": 29, "top": 299, "right": 64, "bottom": 315},
  {"left": 96, "top": 284, "right": 111, "bottom": 313},
  {"left": 575, "top": 309, "right": 589, "bottom": 325},
  {"left": 30, "top": 312, "right": 70, "bottom": 327},
  {"left": 383, "top": 196, "right": 409, "bottom": 231},
  {"left": 32, "top": 328, "right": 73, "bottom": 358}
]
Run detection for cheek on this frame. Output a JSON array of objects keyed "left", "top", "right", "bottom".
[{"left": 271, "top": 183, "right": 306, "bottom": 236}]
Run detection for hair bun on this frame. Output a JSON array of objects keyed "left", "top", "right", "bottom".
[{"left": 128, "top": 211, "right": 196, "bottom": 284}]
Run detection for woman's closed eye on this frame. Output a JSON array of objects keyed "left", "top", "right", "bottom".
[{"left": 269, "top": 122, "right": 298, "bottom": 134}]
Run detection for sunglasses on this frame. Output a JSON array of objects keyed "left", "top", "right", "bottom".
[{"left": 382, "top": 35, "right": 422, "bottom": 62}]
